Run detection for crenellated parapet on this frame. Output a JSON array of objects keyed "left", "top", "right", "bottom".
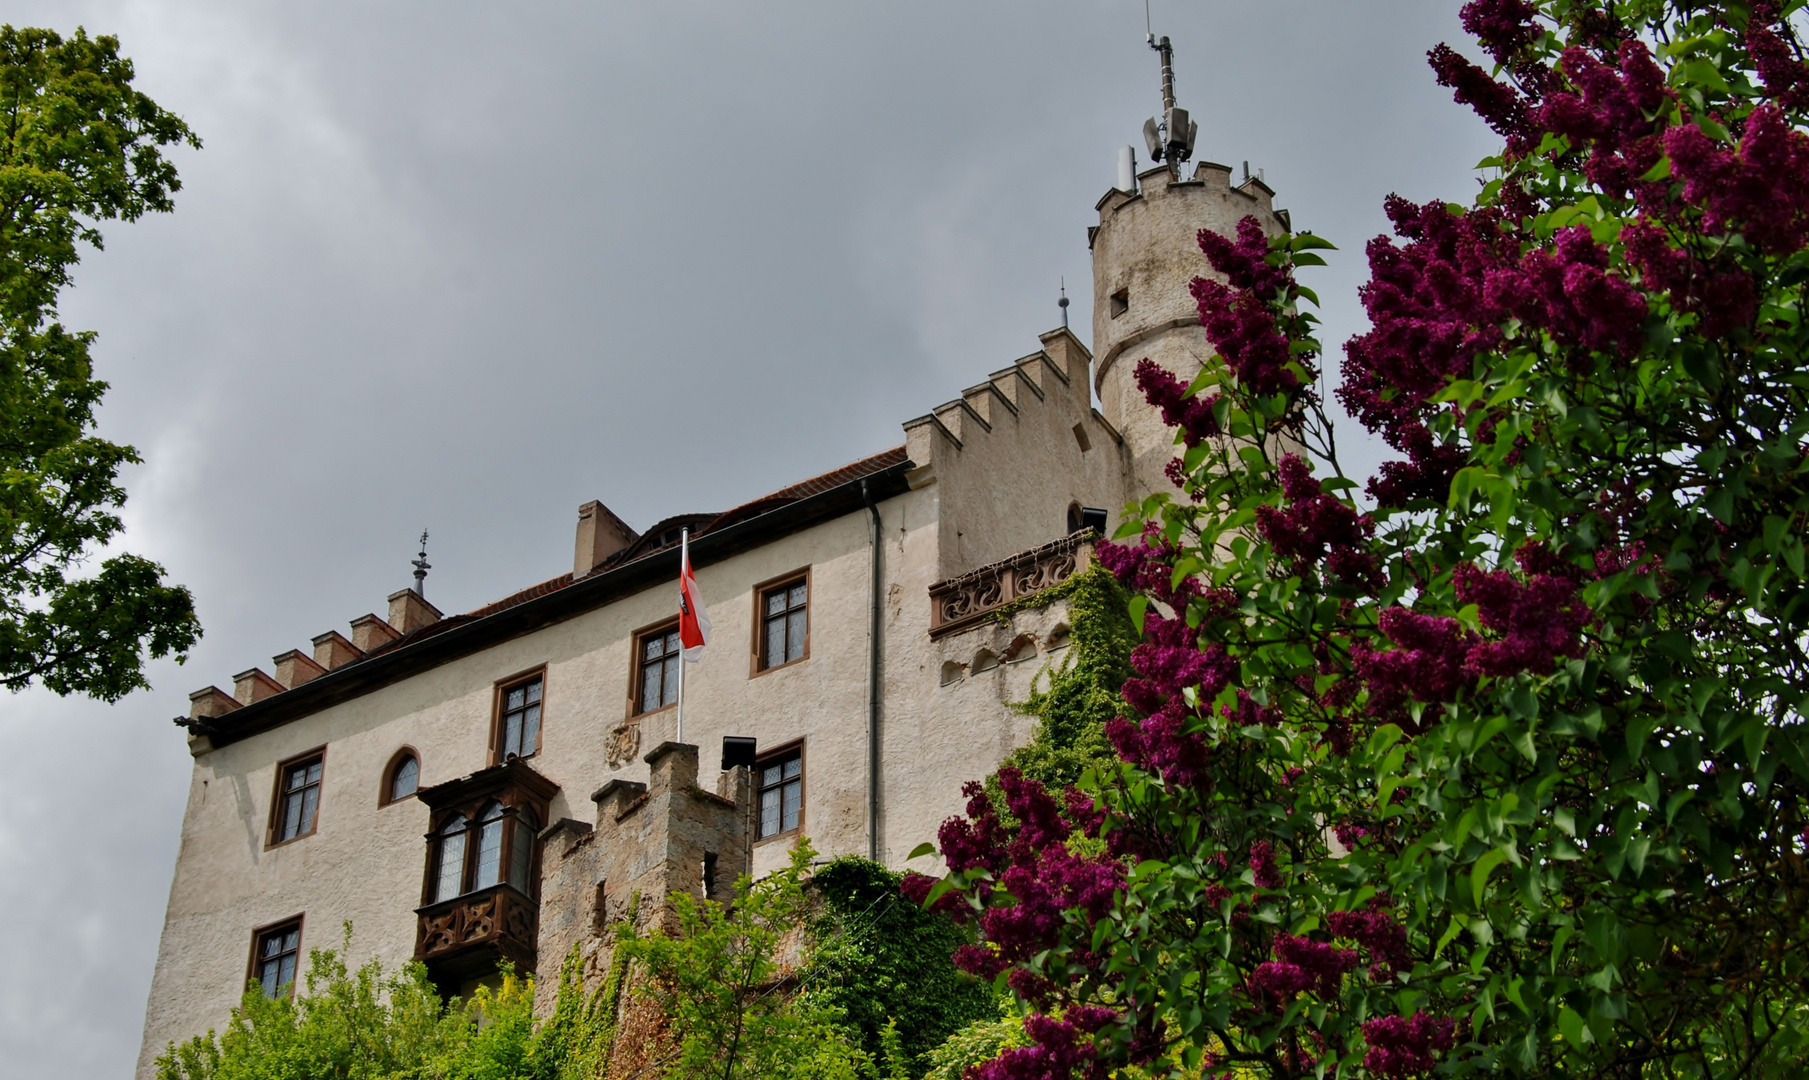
[
  {"left": 902, "top": 328, "right": 1129, "bottom": 579},
  {"left": 1090, "top": 160, "right": 1291, "bottom": 495}
]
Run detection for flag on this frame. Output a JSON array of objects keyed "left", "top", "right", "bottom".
[{"left": 679, "top": 531, "right": 710, "bottom": 661}]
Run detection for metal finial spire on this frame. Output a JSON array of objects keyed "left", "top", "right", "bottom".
[
  {"left": 1058, "top": 277, "right": 1070, "bottom": 328},
  {"left": 411, "top": 529, "right": 431, "bottom": 598}
]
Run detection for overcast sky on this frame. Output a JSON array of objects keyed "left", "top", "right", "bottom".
[{"left": 0, "top": 2, "right": 1500, "bottom": 1075}]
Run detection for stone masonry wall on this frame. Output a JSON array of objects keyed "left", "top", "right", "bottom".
[{"left": 533, "top": 741, "right": 751, "bottom": 1017}]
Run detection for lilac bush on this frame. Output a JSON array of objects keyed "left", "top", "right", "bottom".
[{"left": 913, "top": 2, "right": 1809, "bottom": 1076}]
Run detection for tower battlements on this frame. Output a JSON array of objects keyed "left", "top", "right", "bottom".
[{"left": 1088, "top": 160, "right": 1290, "bottom": 494}]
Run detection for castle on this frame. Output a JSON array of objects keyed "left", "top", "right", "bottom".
[{"left": 135, "top": 44, "right": 1290, "bottom": 1075}]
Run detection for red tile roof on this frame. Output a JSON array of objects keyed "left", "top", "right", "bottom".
[{"left": 457, "top": 445, "right": 907, "bottom": 623}]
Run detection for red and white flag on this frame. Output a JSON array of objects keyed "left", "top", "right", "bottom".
[{"left": 678, "top": 531, "right": 710, "bottom": 661}]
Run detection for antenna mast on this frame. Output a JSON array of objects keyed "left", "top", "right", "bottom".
[{"left": 1139, "top": 4, "right": 1198, "bottom": 179}]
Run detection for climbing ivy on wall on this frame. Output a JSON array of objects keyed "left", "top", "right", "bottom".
[
  {"left": 989, "top": 562, "right": 1138, "bottom": 792},
  {"left": 806, "top": 856, "right": 999, "bottom": 1073}
]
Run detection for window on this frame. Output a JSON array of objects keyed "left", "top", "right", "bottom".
[
  {"left": 757, "top": 747, "right": 803, "bottom": 839},
  {"left": 433, "top": 814, "right": 468, "bottom": 903},
  {"left": 271, "top": 751, "right": 324, "bottom": 845},
  {"left": 757, "top": 576, "right": 808, "bottom": 671},
  {"left": 383, "top": 750, "right": 419, "bottom": 806},
  {"left": 636, "top": 626, "right": 681, "bottom": 713},
  {"left": 427, "top": 799, "right": 541, "bottom": 903},
  {"left": 1109, "top": 288, "right": 1129, "bottom": 318},
  {"left": 496, "top": 674, "right": 543, "bottom": 761},
  {"left": 412, "top": 760, "right": 555, "bottom": 985},
  {"left": 251, "top": 919, "right": 302, "bottom": 998}
]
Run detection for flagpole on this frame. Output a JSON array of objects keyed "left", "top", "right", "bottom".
[{"left": 677, "top": 528, "right": 688, "bottom": 745}]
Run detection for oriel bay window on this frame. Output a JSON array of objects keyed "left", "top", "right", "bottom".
[{"left": 414, "top": 759, "right": 558, "bottom": 990}]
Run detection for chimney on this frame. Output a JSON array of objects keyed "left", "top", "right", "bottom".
[
  {"left": 574, "top": 500, "right": 637, "bottom": 576},
  {"left": 188, "top": 686, "right": 242, "bottom": 720},
  {"left": 350, "top": 613, "right": 403, "bottom": 653},
  {"left": 272, "top": 649, "right": 327, "bottom": 689},
  {"left": 311, "top": 630, "right": 363, "bottom": 670},
  {"left": 233, "top": 668, "right": 285, "bottom": 705},
  {"left": 388, "top": 589, "right": 443, "bottom": 635}
]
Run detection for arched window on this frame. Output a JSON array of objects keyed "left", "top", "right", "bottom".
[
  {"left": 382, "top": 750, "right": 419, "bottom": 806},
  {"left": 509, "top": 808, "right": 538, "bottom": 891},
  {"left": 433, "top": 815, "right": 468, "bottom": 904},
  {"left": 473, "top": 802, "right": 506, "bottom": 890}
]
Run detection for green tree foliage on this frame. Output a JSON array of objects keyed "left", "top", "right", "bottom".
[
  {"left": 0, "top": 25, "right": 201, "bottom": 700},
  {"left": 805, "top": 856, "right": 998, "bottom": 1071},
  {"left": 920, "top": 1009, "right": 1029, "bottom": 1080},
  {"left": 918, "top": 2, "right": 1809, "bottom": 1077},
  {"left": 616, "top": 840, "right": 873, "bottom": 1080},
  {"left": 154, "top": 930, "right": 610, "bottom": 1080}
]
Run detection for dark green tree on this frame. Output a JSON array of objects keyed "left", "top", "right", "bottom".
[
  {"left": 0, "top": 25, "right": 201, "bottom": 700},
  {"left": 806, "top": 855, "right": 999, "bottom": 1072}
]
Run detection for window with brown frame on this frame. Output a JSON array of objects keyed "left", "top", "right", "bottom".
[
  {"left": 757, "top": 576, "right": 808, "bottom": 671},
  {"left": 382, "top": 750, "right": 420, "bottom": 806},
  {"left": 756, "top": 744, "right": 803, "bottom": 839},
  {"left": 494, "top": 673, "right": 544, "bottom": 763},
  {"left": 636, "top": 625, "right": 682, "bottom": 714},
  {"left": 425, "top": 798, "right": 541, "bottom": 904},
  {"left": 250, "top": 918, "right": 303, "bottom": 998},
  {"left": 270, "top": 751, "right": 324, "bottom": 845}
]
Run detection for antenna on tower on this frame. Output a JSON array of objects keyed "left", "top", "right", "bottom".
[
  {"left": 1058, "top": 277, "right": 1070, "bottom": 328},
  {"left": 411, "top": 529, "right": 431, "bottom": 599},
  {"left": 1139, "top": 6, "right": 1199, "bottom": 179}
]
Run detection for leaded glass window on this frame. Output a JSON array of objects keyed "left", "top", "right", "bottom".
[
  {"left": 760, "top": 580, "right": 808, "bottom": 670},
  {"left": 498, "top": 677, "right": 542, "bottom": 760},
  {"left": 434, "top": 815, "right": 468, "bottom": 903},
  {"left": 757, "top": 751, "right": 802, "bottom": 839},
  {"left": 388, "top": 754, "right": 418, "bottom": 802},
  {"left": 275, "top": 757, "right": 322, "bottom": 842},
  {"left": 637, "top": 628, "right": 682, "bottom": 713},
  {"left": 255, "top": 923, "right": 301, "bottom": 998},
  {"left": 473, "top": 802, "right": 505, "bottom": 890}
]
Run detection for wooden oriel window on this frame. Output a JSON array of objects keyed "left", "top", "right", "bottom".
[
  {"left": 495, "top": 674, "right": 543, "bottom": 762},
  {"left": 427, "top": 799, "right": 540, "bottom": 904},
  {"left": 756, "top": 745, "right": 803, "bottom": 839},
  {"left": 271, "top": 751, "right": 324, "bottom": 844},
  {"left": 251, "top": 919, "right": 303, "bottom": 998},
  {"left": 758, "top": 577, "right": 808, "bottom": 671},
  {"left": 382, "top": 750, "right": 419, "bottom": 806},
  {"left": 636, "top": 625, "right": 682, "bottom": 714}
]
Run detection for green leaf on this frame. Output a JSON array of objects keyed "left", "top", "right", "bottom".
[
  {"left": 1559, "top": 1006, "right": 1589, "bottom": 1045},
  {"left": 1473, "top": 847, "right": 1510, "bottom": 907},
  {"left": 907, "top": 842, "right": 937, "bottom": 861},
  {"left": 1677, "top": 57, "right": 1731, "bottom": 93}
]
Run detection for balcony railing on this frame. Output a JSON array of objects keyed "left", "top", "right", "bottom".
[
  {"left": 415, "top": 883, "right": 538, "bottom": 984},
  {"left": 928, "top": 531, "right": 1095, "bottom": 638}
]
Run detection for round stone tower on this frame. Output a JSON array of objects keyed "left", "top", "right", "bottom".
[{"left": 1090, "top": 159, "right": 1289, "bottom": 495}]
